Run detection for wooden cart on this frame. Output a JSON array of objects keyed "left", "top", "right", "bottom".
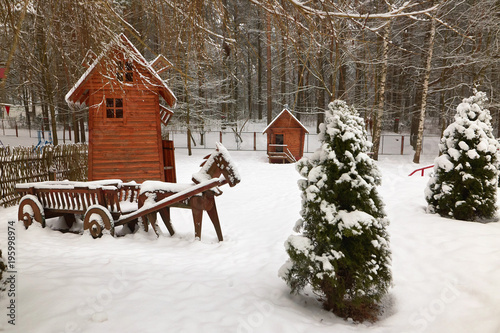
[{"left": 16, "top": 144, "right": 240, "bottom": 241}]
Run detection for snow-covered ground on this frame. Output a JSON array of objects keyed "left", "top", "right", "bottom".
[{"left": 1, "top": 147, "right": 500, "bottom": 333}]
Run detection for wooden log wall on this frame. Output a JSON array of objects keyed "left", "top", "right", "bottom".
[
  {"left": 88, "top": 87, "right": 164, "bottom": 183},
  {"left": 0, "top": 144, "right": 88, "bottom": 207}
]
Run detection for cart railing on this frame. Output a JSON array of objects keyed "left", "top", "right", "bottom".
[{"left": 15, "top": 180, "right": 140, "bottom": 215}]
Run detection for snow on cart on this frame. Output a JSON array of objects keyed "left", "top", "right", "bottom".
[{"left": 16, "top": 143, "right": 240, "bottom": 241}]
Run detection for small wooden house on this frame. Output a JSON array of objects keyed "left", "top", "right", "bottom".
[
  {"left": 263, "top": 107, "right": 309, "bottom": 163},
  {"left": 65, "top": 34, "right": 177, "bottom": 183}
]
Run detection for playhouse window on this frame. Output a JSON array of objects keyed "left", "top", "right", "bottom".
[
  {"left": 116, "top": 61, "right": 133, "bottom": 82},
  {"left": 106, "top": 98, "right": 123, "bottom": 119}
]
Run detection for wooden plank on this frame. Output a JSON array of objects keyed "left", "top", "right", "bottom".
[
  {"left": 49, "top": 192, "right": 56, "bottom": 208},
  {"left": 45, "top": 208, "right": 87, "bottom": 215},
  {"left": 90, "top": 137, "right": 159, "bottom": 145},
  {"left": 76, "top": 193, "right": 83, "bottom": 210},
  {"left": 92, "top": 159, "right": 161, "bottom": 167},
  {"left": 91, "top": 150, "right": 160, "bottom": 158},
  {"left": 91, "top": 167, "right": 161, "bottom": 175},
  {"left": 118, "top": 178, "right": 223, "bottom": 224},
  {"left": 55, "top": 191, "right": 62, "bottom": 209}
]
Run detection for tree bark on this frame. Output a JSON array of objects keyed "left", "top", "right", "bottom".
[
  {"left": 257, "top": 8, "right": 263, "bottom": 120},
  {"left": 371, "top": 21, "right": 391, "bottom": 161},
  {"left": 266, "top": 11, "right": 273, "bottom": 124},
  {"left": 247, "top": 32, "right": 253, "bottom": 118},
  {"left": 22, "top": 87, "right": 31, "bottom": 134},
  {"left": 280, "top": 30, "right": 287, "bottom": 107},
  {"left": 413, "top": 15, "right": 437, "bottom": 164}
]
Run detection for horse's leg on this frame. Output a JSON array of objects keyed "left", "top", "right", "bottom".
[
  {"left": 127, "top": 220, "right": 138, "bottom": 233},
  {"left": 146, "top": 212, "right": 160, "bottom": 237},
  {"left": 137, "top": 193, "right": 149, "bottom": 233},
  {"left": 159, "top": 207, "right": 175, "bottom": 236},
  {"left": 63, "top": 214, "right": 76, "bottom": 229},
  {"left": 190, "top": 196, "right": 204, "bottom": 240},
  {"left": 139, "top": 216, "right": 149, "bottom": 232},
  {"left": 204, "top": 193, "right": 223, "bottom": 242}
]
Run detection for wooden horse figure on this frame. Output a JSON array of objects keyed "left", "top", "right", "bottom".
[{"left": 138, "top": 143, "right": 240, "bottom": 241}]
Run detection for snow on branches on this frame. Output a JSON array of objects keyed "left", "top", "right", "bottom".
[
  {"left": 279, "top": 100, "right": 392, "bottom": 323},
  {"left": 425, "top": 90, "right": 500, "bottom": 221}
]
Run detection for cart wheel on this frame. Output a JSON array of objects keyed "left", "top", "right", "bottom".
[
  {"left": 83, "top": 205, "right": 115, "bottom": 238},
  {"left": 18, "top": 195, "right": 45, "bottom": 229}
]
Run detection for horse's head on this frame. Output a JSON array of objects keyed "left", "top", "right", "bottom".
[{"left": 192, "top": 143, "right": 241, "bottom": 187}]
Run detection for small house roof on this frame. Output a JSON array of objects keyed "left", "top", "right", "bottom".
[
  {"left": 65, "top": 33, "right": 176, "bottom": 107},
  {"left": 262, "top": 107, "right": 309, "bottom": 134}
]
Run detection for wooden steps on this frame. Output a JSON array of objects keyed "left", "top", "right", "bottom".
[{"left": 267, "top": 151, "right": 296, "bottom": 163}]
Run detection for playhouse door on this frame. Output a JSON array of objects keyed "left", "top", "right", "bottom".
[
  {"left": 275, "top": 134, "right": 284, "bottom": 152},
  {"left": 162, "top": 140, "right": 177, "bottom": 183}
]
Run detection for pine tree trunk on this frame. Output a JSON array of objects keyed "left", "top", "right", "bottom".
[
  {"left": 257, "top": 9, "right": 263, "bottom": 120},
  {"left": 413, "top": 16, "right": 437, "bottom": 164},
  {"left": 266, "top": 11, "right": 272, "bottom": 124},
  {"left": 247, "top": 33, "right": 253, "bottom": 118},
  {"left": 49, "top": 103, "right": 58, "bottom": 146},
  {"left": 79, "top": 117, "right": 86, "bottom": 142},
  {"left": 72, "top": 109, "right": 80, "bottom": 143},
  {"left": 22, "top": 87, "right": 31, "bottom": 134},
  {"left": 317, "top": 49, "right": 325, "bottom": 133},
  {"left": 371, "top": 21, "right": 391, "bottom": 161},
  {"left": 439, "top": 89, "right": 447, "bottom": 137},
  {"left": 280, "top": 31, "right": 287, "bottom": 106},
  {"left": 410, "top": 87, "right": 422, "bottom": 149},
  {"left": 295, "top": 30, "right": 304, "bottom": 121},
  {"left": 329, "top": 35, "right": 335, "bottom": 102}
]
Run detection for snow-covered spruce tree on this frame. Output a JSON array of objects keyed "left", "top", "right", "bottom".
[
  {"left": 279, "top": 100, "right": 392, "bottom": 322},
  {"left": 425, "top": 91, "right": 500, "bottom": 221}
]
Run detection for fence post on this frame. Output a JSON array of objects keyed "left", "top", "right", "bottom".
[
  {"left": 220, "top": 131, "right": 222, "bottom": 143},
  {"left": 254, "top": 132, "right": 256, "bottom": 151},
  {"left": 306, "top": 133, "right": 309, "bottom": 153},
  {"left": 381, "top": 135, "right": 384, "bottom": 155},
  {"left": 47, "top": 145, "right": 54, "bottom": 181},
  {"left": 15, "top": 122, "right": 18, "bottom": 137},
  {"left": 49, "top": 168, "right": 56, "bottom": 181},
  {"left": 401, "top": 135, "right": 404, "bottom": 155}
]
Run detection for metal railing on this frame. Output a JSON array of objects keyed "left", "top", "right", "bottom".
[{"left": 166, "top": 130, "right": 441, "bottom": 156}]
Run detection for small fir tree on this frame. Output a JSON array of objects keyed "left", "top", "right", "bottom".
[
  {"left": 279, "top": 100, "right": 392, "bottom": 322},
  {"left": 425, "top": 90, "right": 500, "bottom": 221}
]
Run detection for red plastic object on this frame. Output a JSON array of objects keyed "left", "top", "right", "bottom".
[{"left": 409, "top": 165, "right": 434, "bottom": 176}]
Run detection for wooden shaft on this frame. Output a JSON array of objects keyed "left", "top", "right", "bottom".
[{"left": 118, "top": 178, "right": 223, "bottom": 224}]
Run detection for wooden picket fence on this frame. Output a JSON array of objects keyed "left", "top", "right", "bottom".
[{"left": 0, "top": 144, "right": 88, "bottom": 207}]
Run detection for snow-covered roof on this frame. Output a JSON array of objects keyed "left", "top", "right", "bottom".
[
  {"left": 65, "top": 33, "right": 177, "bottom": 108},
  {"left": 262, "top": 107, "right": 310, "bottom": 134}
]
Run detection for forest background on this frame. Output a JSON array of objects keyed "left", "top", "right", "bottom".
[{"left": 0, "top": 0, "right": 498, "bottom": 162}]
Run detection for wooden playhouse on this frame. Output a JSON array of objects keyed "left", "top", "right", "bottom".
[
  {"left": 65, "top": 34, "right": 177, "bottom": 183},
  {"left": 263, "top": 106, "right": 309, "bottom": 163}
]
